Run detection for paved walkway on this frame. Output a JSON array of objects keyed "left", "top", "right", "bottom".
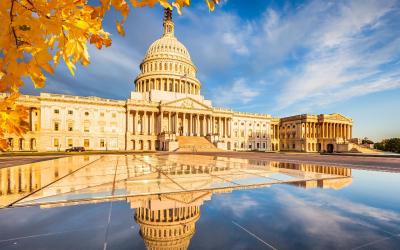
[
  {"left": 0, "top": 156, "right": 65, "bottom": 168},
  {"left": 2, "top": 151, "right": 400, "bottom": 172},
  {"left": 170, "top": 151, "right": 400, "bottom": 172}
]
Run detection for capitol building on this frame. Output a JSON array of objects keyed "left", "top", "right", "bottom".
[{"left": 4, "top": 9, "right": 354, "bottom": 153}]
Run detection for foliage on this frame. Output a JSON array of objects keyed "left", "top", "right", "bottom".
[
  {"left": 362, "top": 138, "right": 374, "bottom": 144},
  {"left": 374, "top": 138, "right": 400, "bottom": 153},
  {"left": 0, "top": 0, "right": 219, "bottom": 151}
]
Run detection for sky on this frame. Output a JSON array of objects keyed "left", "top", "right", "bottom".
[{"left": 21, "top": 0, "right": 400, "bottom": 141}]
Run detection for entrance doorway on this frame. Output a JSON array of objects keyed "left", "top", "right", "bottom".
[{"left": 327, "top": 144, "right": 334, "bottom": 153}]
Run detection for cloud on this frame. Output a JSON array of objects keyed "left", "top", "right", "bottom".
[
  {"left": 212, "top": 78, "right": 259, "bottom": 107},
  {"left": 272, "top": 0, "right": 400, "bottom": 110}
]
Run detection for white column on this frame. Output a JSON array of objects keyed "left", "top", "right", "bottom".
[
  {"left": 175, "top": 112, "right": 178, "bottom": 135},
  {"left": 152, "top": 112, "right": 155, "bottom": 135},
  {"left": 160, "top": 111, "right": 164, "bottom": 134},
  {"left": 196, "top": 114, "right": 200, "bottom": 136},
  {"left": 189, "top": 113, "right": 193, "bottom": 136},
  {"left": 132, "top": 111, "right": 136, "bottom": 135},
  {"left": 168, "top": 112, "right": 171, "bottom": 133}
]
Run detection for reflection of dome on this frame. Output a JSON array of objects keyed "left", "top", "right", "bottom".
[
  {"left": 130, "top": 192, "right": 210, "bottom": 250},
  {"left": 135, "top": 8, "right": 201, "bottom": 95},
  {"left": 135, "top": 205, "right": 200, "bottom": 250}
]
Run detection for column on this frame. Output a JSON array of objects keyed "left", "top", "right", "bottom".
[
  {"left": 189, "top": 113, "right": 193, "bottom": 136},
  {"left": 143, "top": 111, "right": 148, "bottom": 135},
  {"left": 212, "top": 116, "right": 214, "bottom": 134},
  {"left": 175, "top": 112, "right": 178, "bottom": 135},
  {"left": 197, "top": 114, "right": 200, "bottom": 136},
  {"left": 160, "top": 111, "right": 164, "bottom": 134},
  {"left": 183, "top": 113, "right": 187, "bottom": 135},
  {"left": 350, "top": 125, "right": 352, "bottom": 139},
  {"left": 152, "top": 112, "right": 155, "bottom": 135},
  {"left": 168, "top": 112, "right": 171, "bottom": 133}
]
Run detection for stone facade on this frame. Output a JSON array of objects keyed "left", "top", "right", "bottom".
[
  {"left": 2, "top": 9, "right": 353, "bottom": 153},
  {"left": 279, "top": 114, "right": 353, "bottom": 153}
]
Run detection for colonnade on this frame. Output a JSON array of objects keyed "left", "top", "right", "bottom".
[
  {"left": 136, "top": 206, "right": 200, "bottom": 223},
  {"left": 127, "top": 110, "right": 232, "bottom": 138},
  {"left": 136, "top": 78, "right": 200, "bottom": 95},
  {"left": 300, "top": 122, "right": 352, "bottom": 139},
  {"left": 271, "top": 124, "right": 279, "bottom": 139},
  {"left": 321, "top": 122, "right": 352, "bottom": 139},
  {"left": 127, "top": 110, "right": 157, "bottom": 135}
]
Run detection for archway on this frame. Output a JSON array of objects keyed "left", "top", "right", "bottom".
[
  {"left": 327, "top": 144, "right": 334, "bottom": 153},
  {"left": 30, "top": 138, "right": 36, "bottom": 151}
]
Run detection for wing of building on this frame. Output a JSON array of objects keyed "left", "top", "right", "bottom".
[{"left": 3, "top": 9, "right": 354, "bottom": 153}]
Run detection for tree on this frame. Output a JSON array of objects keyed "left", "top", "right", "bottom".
[
  {"left": 0, "top": 0, "right": 220, "bottom": 151},
  {"left": 374, "top": 138, "right": 400, "bottom": 153}
]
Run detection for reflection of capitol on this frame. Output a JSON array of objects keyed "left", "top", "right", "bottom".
[
  {"left": 0, "top": 155, "right": 353, "bottom": 249},
  {"left": 130, "top": 192, "right": 209, "bottom": 250}
]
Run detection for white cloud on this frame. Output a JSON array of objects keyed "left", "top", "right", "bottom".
[
  {"left": 213, "top": 78, "right": 259, "bottom": 107},
  {"left": 273, "top": 0, "right": 400, "bottom": 110}
]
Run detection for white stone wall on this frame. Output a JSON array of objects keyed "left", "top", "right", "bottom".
[
  {"left": 37, "top": 94, "right": 126, "bottom": 151},
  {"left": 231, "top": 115, "right": 272, "bottom": 151}
]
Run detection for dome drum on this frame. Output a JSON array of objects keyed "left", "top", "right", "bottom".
[{"left": 134, "top": 8, "right": 202, "bottom": 96}]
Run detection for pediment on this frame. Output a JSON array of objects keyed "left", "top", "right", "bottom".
[
  {"left": 162, "top": 97, "right": 212, "bottom": 110},
  {"left": 326, "top": 113, "right": 352, "bottom": 122}
]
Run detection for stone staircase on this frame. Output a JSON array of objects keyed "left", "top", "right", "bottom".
[
  {"left": 348, "top": 143, "right": 383, "bottom": 154},
  {"left": 175, "top": 136, "right": 222, "bottom": 152}
]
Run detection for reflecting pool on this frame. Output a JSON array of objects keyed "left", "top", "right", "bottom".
[{"left": 0, "top": 154, "right": 399, "bottom": 249}]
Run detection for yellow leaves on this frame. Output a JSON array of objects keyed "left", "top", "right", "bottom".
[
  {"left": 0, "top": 93, "right": 29, "bottom": 151},
  {"left": 173, "top": 0, "right": 190, "bottom": 15},
  {"left": 206, "top": 0, "right": 219, "bottom": 11},
  {"left": 90, "top": 34, "right": 112, "bottom": 49},
  {"left": 116, "top": 20, "right": 126, "bottom": 36},
  {"left": 0, "top": 0, "right": 220, "bottom": 151},
  {"left": 65, "top": 58, "right": 76, "bottom": 76},
  {"left": 73, "top": 19, "right": 91, "bottom": 30}
]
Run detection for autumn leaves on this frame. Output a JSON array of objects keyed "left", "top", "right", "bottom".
[{"left": 0, "top": 0, "right": 219, "bottom": 151}]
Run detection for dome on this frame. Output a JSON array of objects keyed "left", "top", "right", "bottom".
[
  {"left": 144, "top": 36, "right": 192, "bottom": 62},
  {"left": 134, "top": 8, "right": 201, "bottom": 96}
]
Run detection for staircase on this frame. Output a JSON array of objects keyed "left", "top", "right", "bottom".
[
  {"left": 176, "top": 136, "right": 222, "bottom": 152},
  {"left": 348, "top": 143, "right": 383, "bottom": 154}
]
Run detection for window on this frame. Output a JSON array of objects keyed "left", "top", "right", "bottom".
[
  {"left": 68, "top": 110, "right": 73, "bottom": 115},
  {"left": 100, "top": 126, "right": 105, "bottom": 133},
  {"left": 293, "top": 144, "right": 295, "bottom": 149},
  {"left": 54, "top": 138, "right": 59, "bottom": 147},
  {"left": 67, "top": 138, "right": 73, "bottom": 147},
  {"left": 54, "top": 109, "right": 59, "bottom": 114},
  {"left": 68, "top": 122, "right": 73, "bottom": 131},
  {"left": 84, "top": 121, "right": 90, "bottom": 132},
  {"left": 85, "top": 111, "right": 89, "bottom": 116},
  {"left": 100, "top": 139, "right": 105, "bottom": 147},
  {"left": 54, "top": 122, "right": 59, "bottom": 131},
  {"left": 84, "top": 139, "right": 90, "bottom": 148},
  {"left": 112, "top": 113, "right": 116, "bottom": 118},
  {"left": 100, "top": 112, "right": 104, "bottom": 117}
]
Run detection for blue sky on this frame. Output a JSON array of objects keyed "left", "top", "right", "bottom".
[{"left": 22, "top": 0, "right": 400, "bottom": 141}]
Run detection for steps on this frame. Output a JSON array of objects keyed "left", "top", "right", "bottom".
[
  {"left": 176, "top": 136, "right": 222, "bottom": 152},
  {"left": 348, "top": 143, "right": 383, "bottom": 154}
]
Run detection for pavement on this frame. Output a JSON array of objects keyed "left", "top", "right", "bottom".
[
  {"left": 0, "top": 156, "right": 66, "bottom": 168},
  {"left": 1, "top": 151, "right": 400, "bottom": 172},
  {"left": 170, "top": 151, "right": 400, "bottom": 173}
]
